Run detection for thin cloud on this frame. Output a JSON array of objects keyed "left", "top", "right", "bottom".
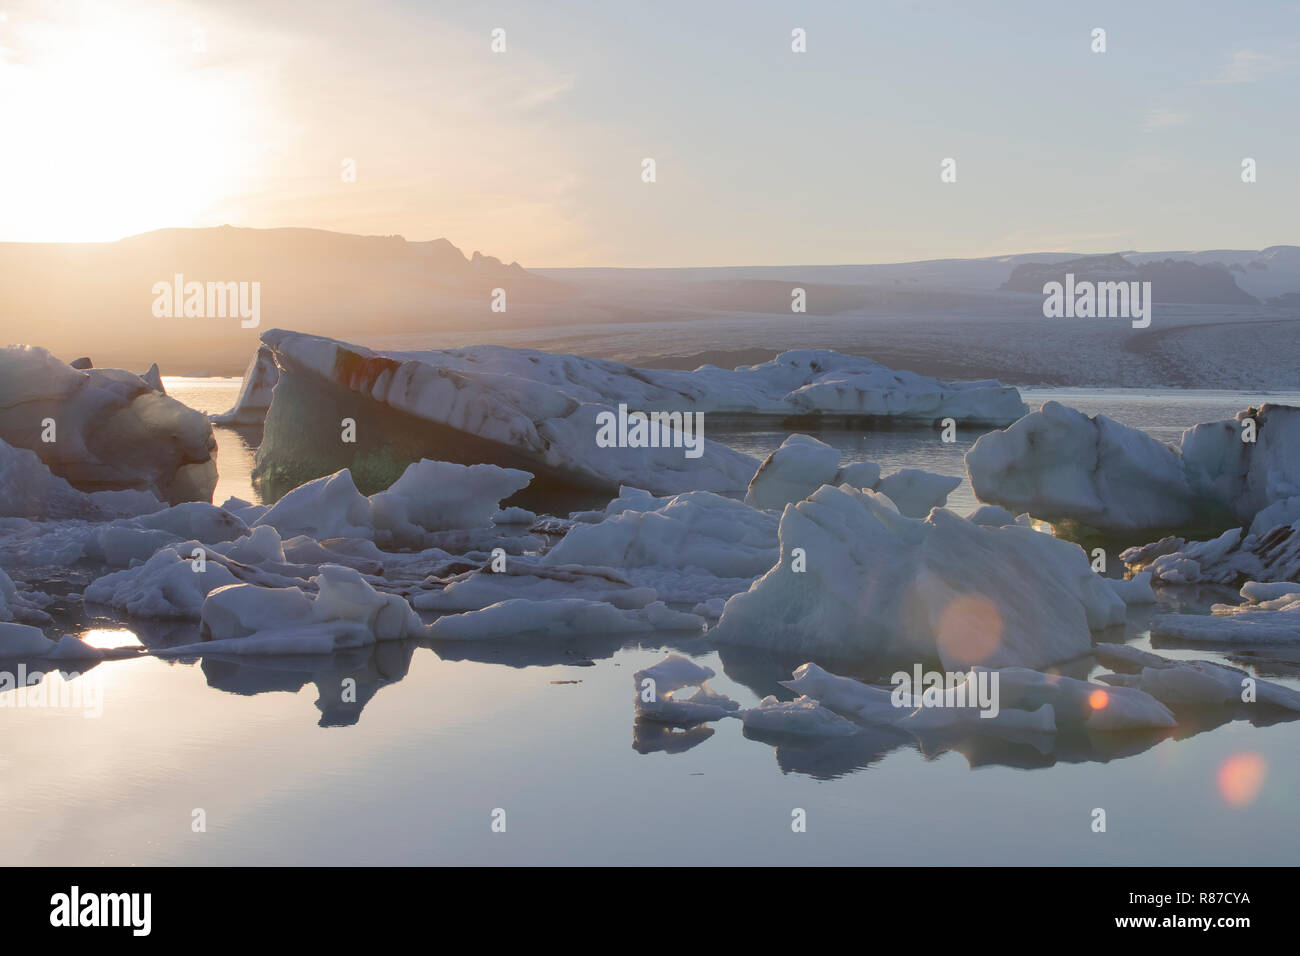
[
  {"left": 1210, "top": 48, "right": 1290, "bottom": 84},
  {"left": 1142, "top": 109, "right": 1190, "bottom": 130}
]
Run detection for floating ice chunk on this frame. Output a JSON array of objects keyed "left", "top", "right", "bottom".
[
  {"left": 874, "top": 468, "right": 961, "bottom": 518},
  {"left": 834, "top": 460, "right": 883, "bottom": 491},
  {"left": 1094, "top": 642, "right": 1300, "bottom": 710},
  {"left": 219, "top": 524, "right": 287, "bottom": 565},
  {"left": 633, "top": 653, "right": 738, "bottom": 724},
  {"left": 493, "top": 507, "right": 537, "bottom": 525},
  {"left": 0, "top": 567, "right": 18, "bottom": 623},
  {"left": 780, "top": 662, "right": 896, "bottom": 721},
  {"left": 1125, "top": 520, "right": 1300, "bottom": 587},
  {"left": 175, "top": 564, "right": 424, "bottom": 655},
  {"left": 139, "top": 363, "right": 165, "bottom": 393},
  {"left": 129, "top": 502, "right": 248, "bottom": 542},
  {"left": 641, "top": 685, "right": 740, "bottom": 724},
  {"left": 0, "top": 565, "right": 52, "bottom": 625},
  {"left": 414, "top": 560, "right": 656, "bottom": 612},
  {"left": 255, "top": 331, "right": 760, "bottom": 497},
  {"left": 200, "top": 582, "right": 314, "bottom": 641},
  {"left": 965, "top": 504, "right": 1018, "bottom": 527},
  {"left": 966, "top": 401, "right": 1204, "bottom": 534},
  {"left": 0, "top": 438, "right": 159, "bottom": 520},
  {"left": 254, "top": 333, "right": 1023, "bottom": 499},
  {"left": 85, "top": 546, "right": 240, "bottom": 617},
  {"left": 311, "top": 565, "right": 426, "bottom": 640},
  {"left": 897, "top": 700, "right": 1057, "bottom": 734},
  {"left": 1150, "top": 596, "right": 1300, "bottom": 644},
  {"left": 1248, "top": 496, "right": 1300, "bottom": 536},
  {"left": 712, "top": 484, "right": 1123, "bottom": 670},
  {"left": 218, "top": 496, "right": 269, "bottom": 526},
  {"left": 0, "top": 623, "right": 101, "bottom": 660},
  {"left": 745, "top": 434, "right": 842, "bottom": 511},
  {"left": 691, "top": 597, "right": 727, "bottom": 620},
  {"left": 742, "top": 434, "right": 951, "bottom": 517},
  {"left": 1241, "top": 581, "right": 1300, "bottom": 603},
  {"left": 428, "top": 598, "right": 703, "bottom": 641},
  {"left": 254, "top": 469, "right": 374, "bottom": 540},
  {"left": 1106, "top": 571, "right": 1157, "bottom": 605},
  {"left": 211, "top": 344, "right": 278, "bottom": 425},
  {"left": 544, "top": 488, "right": 778, "bottom": 604},
  {"left": 742, "top": 695, "right": 859, "bottom": 736},
  {"left": 89, "top": 525, "right": 179, "bottom": 566},
  {"left": 370, "top": 459, "right": 532, "bottom": 544},
  {"left": 79, "top": 503, "right": 249, "bottom": 567},
  {"left": 252, "top": 460, "right": 535, "bottom": 547},
  {"left": 979, "top": 666, "right": 1176, "bottom": 730},
  {"left": 0, "top": 345, "right": 217, "bottom": 504},
  {"left": 780, "top": 661, "right": 1056, "bottom": 733},
  {"left": 968, "top": 401, "right": 1300, "bottom": 536},
  {"left": 634, "top": 653, "right": 716, "bottom": 693}
]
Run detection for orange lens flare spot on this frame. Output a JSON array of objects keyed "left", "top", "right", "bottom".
[
  {"left": 1218, "top": 753, "right": 1267, "bottom": 807},
  {"left": 935, "top": 594, "right": 1004, "bottom": 667},
  {"left": 1088, "top": 689, "right": 1109, "bottom": 710}
]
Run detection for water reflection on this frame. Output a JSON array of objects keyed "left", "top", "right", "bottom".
[{"left": 28, "top": 612, "right": 1297, "bottom": 781}]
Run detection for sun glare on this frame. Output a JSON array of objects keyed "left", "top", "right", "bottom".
[{"left": 0, "top": 5, "right": 259, "bottom": 241}]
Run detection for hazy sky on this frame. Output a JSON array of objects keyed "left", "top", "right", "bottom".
[{"left": 1, "top": 0, "right": 1297, "bottom": 266}]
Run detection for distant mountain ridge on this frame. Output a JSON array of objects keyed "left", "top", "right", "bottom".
[
  {"left": 1000, "top": 253, "right": 1261, "bottom": 305},
  {"left": 1, "top": 227, "right": 1296, "bottom": 375},
  {"left": 0, "top": 226, "right": 568, "bottom": 373}
]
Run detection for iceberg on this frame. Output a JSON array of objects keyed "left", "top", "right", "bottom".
[
  {"left": 84, "top": 546, "right": 242, "bottom": 618},
  {"left": 211, "top": 344, "right": 278, "bottom": 425},
  {"left": 0, "top": 437, "right": 162, "bottom": 520},
  {"left": 1094, "top": 642, "right": 1300, "bottom": 710},
  {"left": 0, "top": 345, "right": 217, "bottom": 504},
  {"left": 253, "top": 330, "right": 760, "bottom": 498},
  {"left": 967, "top": 401, "right": 1300, "bottom": 537},
  {"left": 633, "top": 653, "right": 740, "bottom": 724},
  {"left": 414, "top": 559, "right": 657, "bottom": 612},
  {"left": 253, "top": 460, "right": 533, "bottom": 547},
  {"left": 0, "top": 566, "right": 52, "bottom": 625},
  {"left": 428, "top": 598, "right": 704, "bottom": 641},
  {"left": 0, "top": 623, "right": 102, "bottom": 660},
  {"left": 1123, "top": 519, "right": 1300, "bottom": 587},
  {"left": 744, "top": 433, "right": 957, "bottom": 517},
  {"left": 252, "top": 331, "right": 1024, "bottom": 498},
  {"left": 157, "top": 564, "right": 427, "bottom": 656},
  {"left": 1149, "top": 583, "right": 1300, "bottom": 644},
  {"left": 543, "top": 487, "right": 779, "bottom": 604},
  {"left": 779, "top": 660, "right": 1172, "bottom": 731},
  {"left": 741, "top": 695, "right": 860, "bottom": 737},
  {"left": 710, "top": 483, "right": 1125, "bottom": 670}
]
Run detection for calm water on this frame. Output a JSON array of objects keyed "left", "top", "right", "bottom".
[{"left": 1, "top": 379, "right": 1296, "bottom": 865}]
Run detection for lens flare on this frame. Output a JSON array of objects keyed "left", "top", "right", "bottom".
[
  {"left": 935, "top": 594, "right": 1004, "bottom": 667},
  {"left": 1218, "top": 753, "right": 1267, "bottom": 807},
  {"left": 1088, "top": 688, "right": 1109, "bottom": 710}
]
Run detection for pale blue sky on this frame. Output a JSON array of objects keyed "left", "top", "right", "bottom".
[{"left": 2, "top": 0, "right": 1296, "bottom": 265}]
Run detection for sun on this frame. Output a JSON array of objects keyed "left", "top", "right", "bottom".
[{"left": 0, "top": 3, "right": 261, "bottom": 242}]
